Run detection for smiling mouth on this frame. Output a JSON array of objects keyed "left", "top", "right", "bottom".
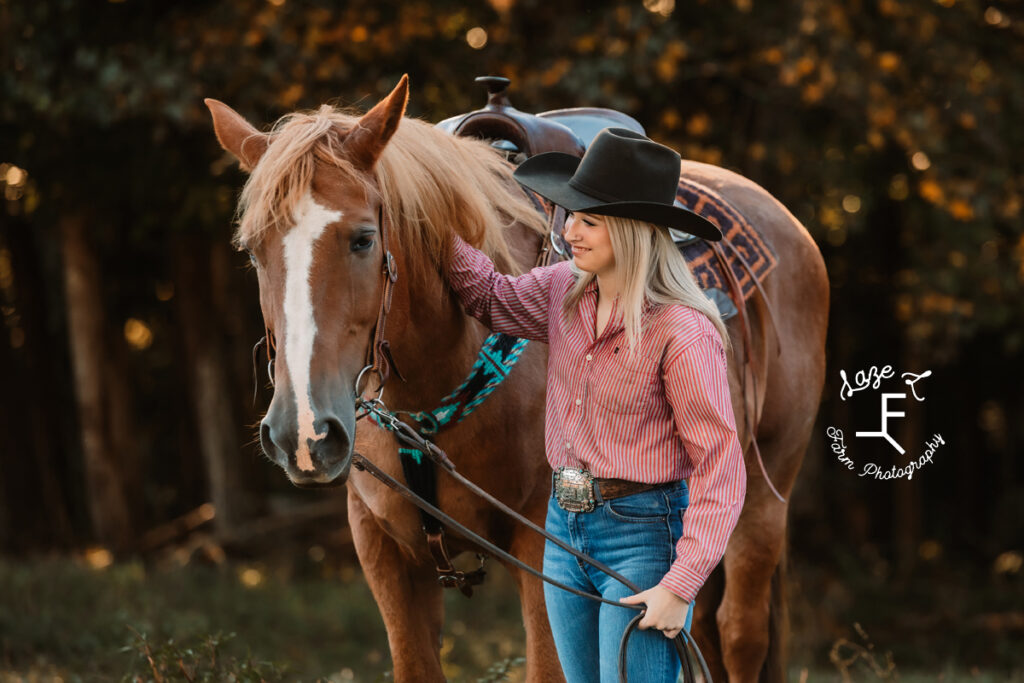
[{"left": 571, "top": 246, "right": 591, "bottom": 255}]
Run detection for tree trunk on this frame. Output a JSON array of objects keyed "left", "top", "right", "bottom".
[
  {"left": 1, "top": 216, "right": 75, "bottom": 548},
  {"left": 173, "top": 235, "right": 256, "bottom": 538},
  {"left": 0, "top": 272, "right": 18, "bottom": 550},
  {"left": 60, "top": 213, "right": 138, "bottom": 552}
]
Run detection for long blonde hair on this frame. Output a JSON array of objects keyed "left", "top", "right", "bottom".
[{"left": 560, "top": 214, "right": 731, "bottom": 357}]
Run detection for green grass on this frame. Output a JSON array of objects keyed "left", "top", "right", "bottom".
[
  {"left": 0, "top": 555, "right": 386, "bottom": 681},
  {"left": 0, "top": 553, "right": 528, "bottom": 682},
  {"left": 787, "top": 545, "right": 1024, "bottom": 678},
  {"left": 1, "top": 551, "right": 1021, "bottom": 682}
]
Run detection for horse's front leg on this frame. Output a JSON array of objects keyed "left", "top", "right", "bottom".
[{"left": 348, "top": 489, "right": 446, "bottom": 682}]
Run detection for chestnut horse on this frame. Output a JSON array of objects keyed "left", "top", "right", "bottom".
[{"left": 205, "top": 75, "right": 828, "bottom": 682}]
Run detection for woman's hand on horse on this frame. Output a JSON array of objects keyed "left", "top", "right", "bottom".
[{"left": 618, "top": 585, "right": 691, "bottom": 639}]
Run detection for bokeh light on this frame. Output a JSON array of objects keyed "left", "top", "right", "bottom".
[
  {"left": 642, "top": 0, "right": 675, "bottom": 17},
  {"left": 466, "top": 27, "right": 487, "bottom": 49},
  {"left": 911, "top": 151, "right": 931, "bottom": 170},
  {"left": 240, "top": 567, "right": 264, "bottom": 587},
  {"left": 124, "top": 318, "right": 154, "bottom": 350}
]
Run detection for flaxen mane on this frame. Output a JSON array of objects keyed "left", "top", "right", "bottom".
[{"left": 232, "top": 104, "right": 548, "bottom": 285}]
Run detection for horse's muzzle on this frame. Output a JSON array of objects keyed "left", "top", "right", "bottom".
[{"left": 260, "top": 411, "right": 354, "bottom": 486}]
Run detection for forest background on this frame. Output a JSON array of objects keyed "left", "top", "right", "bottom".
[{"left": 1, "top": 0, "right": 1021, "bottom": 680}]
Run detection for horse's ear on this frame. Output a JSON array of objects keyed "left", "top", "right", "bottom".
[
  {"left": 204, "top": 98, "right": 269, "bottom": 173},
  {"left": 342, "top": 74, "right": 409, "bottom": 171}
]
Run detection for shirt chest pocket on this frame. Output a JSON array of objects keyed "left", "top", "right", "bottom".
[{"left": 589, "top": 353, "right": 661, "bottom": 415}]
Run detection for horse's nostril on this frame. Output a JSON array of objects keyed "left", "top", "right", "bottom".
[
  {"left": 312, "top": 416, "right": 351, "bottom": 466},
  {"left": 259, "top": 420, "right": 275, "bottom": 459},
  {"left": 326, "top": 416, "right": 345, "bottom": 440}
]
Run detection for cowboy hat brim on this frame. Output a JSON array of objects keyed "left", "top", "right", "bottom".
[{"left": 513, "top": 151, "right": 723, "bottom": 242}]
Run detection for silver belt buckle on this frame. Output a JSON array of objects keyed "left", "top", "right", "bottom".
[{"left": 553, "top": 466, "right": 596, "bottom": 513}]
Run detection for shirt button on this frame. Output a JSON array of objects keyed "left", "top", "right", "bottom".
[
  {"left": 585, "top": 354, "right": 593, "bottom": 361},
  {"left": 565, "top": 441, "right": 571, "bottom": 449},
  {"left": 575, "top": 398, "right": 582, "bottom": 406}
]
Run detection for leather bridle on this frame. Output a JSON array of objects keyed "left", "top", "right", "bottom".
[{"left": 356, "top": 202, "right": 406, "bottom": 399}]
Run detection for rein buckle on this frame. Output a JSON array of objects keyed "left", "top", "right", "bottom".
[{"left": 384, "top": 251, "right": 398, "bottom": 283}]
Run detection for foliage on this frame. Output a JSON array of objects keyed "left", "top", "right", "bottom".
[
  {"left": 476, "top": 656, "right": 526, "bottom": 683},
  {"left": 120, "top": 629, "right": 288, "bottom": 683},
  {"left": 829, "top": 622, "right": 898, "bottom": 683},
  {"left": 0, "top": 555, "right": 387, "bottom": 680},
  {"left": 3, "top": 0, "right": 1021, "bottom": 360},
  {"left": 0, "top": 554, "right": 538, "bottom": 681}
]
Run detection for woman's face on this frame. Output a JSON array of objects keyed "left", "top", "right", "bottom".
[{"left": 563, "top": 211, "right": 615, "bottom": 277}]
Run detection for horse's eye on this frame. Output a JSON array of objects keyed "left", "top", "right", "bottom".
[
  {"left": 248, "top": 252, "right": 259, "bottom": 268},
  {"left": 351, "top": 236, "right": 374, "bottom": 253}
]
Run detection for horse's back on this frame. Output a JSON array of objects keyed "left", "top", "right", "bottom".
[
  {"left": 681, "top": 160, "right": 820, "bottom": 257},
  {"left": 681, "top": 158, "right": 828, "bottom": 320},
  {"left": 681, "top": 158, "right": 829, "bottom": 447}
]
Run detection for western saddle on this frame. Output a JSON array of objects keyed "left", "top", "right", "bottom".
[
  {"left": 436, "top": 75, "right": 646, "bottom": 162},
  {"left": 436, "top": 76, "right": 701, "bottom": 253}
]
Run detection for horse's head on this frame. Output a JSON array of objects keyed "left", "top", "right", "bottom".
[{"left": 204, "top": 76, "right": 410, "bottom": 488}]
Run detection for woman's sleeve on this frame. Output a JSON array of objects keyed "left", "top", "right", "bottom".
[
  {"left": 657, "top": 331, "right": 747, "bottom": 603},
  {"left": 446, "top": 232, "right": 563, "bottom": 343}
]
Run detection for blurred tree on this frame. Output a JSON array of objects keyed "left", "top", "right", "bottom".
[{"left": 60, "top": 212, "right": 142, "bottom": 552}]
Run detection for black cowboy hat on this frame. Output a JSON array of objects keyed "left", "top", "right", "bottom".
[{"left": 513, "top": 127, "right": 722, "bottom": 241}]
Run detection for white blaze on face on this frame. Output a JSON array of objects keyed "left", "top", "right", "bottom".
[{"left": 282, "top": 190, "right": 342, "bottom": 471}]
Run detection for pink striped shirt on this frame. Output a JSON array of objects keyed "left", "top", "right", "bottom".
[{"left": 446, "top": 234, "right": 747, "bottom": 603}]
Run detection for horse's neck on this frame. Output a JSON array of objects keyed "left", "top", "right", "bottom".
[
  {"left": 383, "top": 220, "right": 544, "bottom": 412},
  {"left": 501, "top": 216, "right": 548, "bottom": 273}
]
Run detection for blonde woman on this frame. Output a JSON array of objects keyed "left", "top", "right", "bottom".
[{"left": 444, "top": 128, "right": 747, "bottom": 683}]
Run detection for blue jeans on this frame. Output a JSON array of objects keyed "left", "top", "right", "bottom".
[{"left": 542, "top": 478, "right": 692, "bottom": 683}]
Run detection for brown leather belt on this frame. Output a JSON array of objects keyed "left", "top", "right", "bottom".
[{"left": 595, "top": 477, "right": 667, "bottom": 500}]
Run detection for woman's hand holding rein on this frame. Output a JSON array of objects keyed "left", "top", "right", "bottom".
[{"left": 618, "top": 584, "right": 691, "bottom": 639}]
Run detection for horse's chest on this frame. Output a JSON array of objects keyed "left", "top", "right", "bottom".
[
  {"left": 350, "top": 471, "right": 430, "bottom": 551},
  {"left": 351, "top": 428, "right": 432, "bottom": 554}
]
